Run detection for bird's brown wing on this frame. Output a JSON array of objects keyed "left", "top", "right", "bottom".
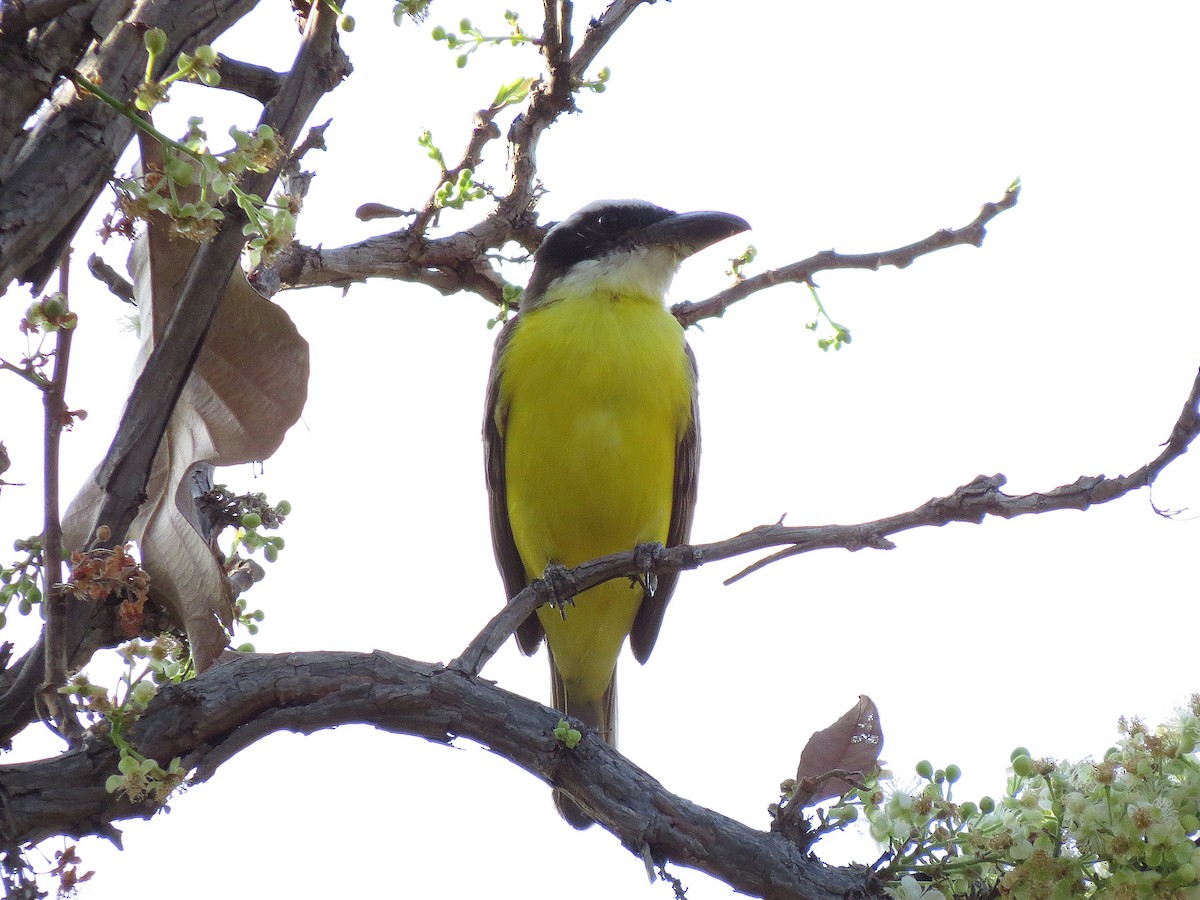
[
  {"left": 629, "top": 340, "right": 700, "bottom": 664},
  {"left": 482, "top": 317, "right": 544, "bottom": 655}
]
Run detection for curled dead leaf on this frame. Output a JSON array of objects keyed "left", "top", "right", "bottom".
[
  {"left": 791, "top": 694, "right": 884, "bottom": 808},
  {"left": 64, "top": 222, "right": 308, "bottom": 671}
]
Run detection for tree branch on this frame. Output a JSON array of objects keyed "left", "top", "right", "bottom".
[
  {"left": 0, "top": 651, "right": 883, "bottom": 900},
  {"left": 455, "top": 363, "right": 1200, "bottom": 676},
  {"left": 673, "top": 181, "right": 1022, "bottom": 328},
  {"left": 0, "top": 0, "right": 88, "bottom": 34},
  {"left": 213, "top": 53, "right": 285, "bottom": 104},
  {"left": 269, "top": 0, "right": 656, "bottom": 300},
  {"left": 0, "top": 0, "right": 263, "bottom": 294},
  {"left": 85, "top": 0, "right": 347, "bottom": 551},
  {"left": 40, "top": 253, "right": 80, "bottom": 738}
]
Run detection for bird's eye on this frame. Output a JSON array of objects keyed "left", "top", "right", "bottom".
[{"left": 594, "top": 211, "right": 620, "bottom": 231}]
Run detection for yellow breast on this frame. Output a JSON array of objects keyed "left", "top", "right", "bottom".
[{"left": 497, "top": 289, "right": 693, "bottom": 701}]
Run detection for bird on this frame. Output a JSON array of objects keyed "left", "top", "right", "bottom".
[{"left": 483, "top": 199, "right": 750, "bottom": 827}]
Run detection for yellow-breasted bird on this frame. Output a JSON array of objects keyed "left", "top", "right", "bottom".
[{"left": 484, "top": 200, "right": 750, "bottom": 827}]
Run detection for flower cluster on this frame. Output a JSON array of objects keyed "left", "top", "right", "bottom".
[
  {"left": 61, "top": 635, "right": 193, "bottom": 805},
  {"left": 855, "top": 698, "right": 1200, "bottom": 899},
  {"left": 67, "top": 540, "right": 150, "bottom": 636}
]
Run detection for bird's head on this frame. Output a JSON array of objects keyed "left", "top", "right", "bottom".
[{"left": 521, "top": 200, "right": 750, "bottom": 310}]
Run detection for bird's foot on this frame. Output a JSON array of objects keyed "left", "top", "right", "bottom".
[
  {"left": 536, "top": 562, "right": 579, "bottom": 620},
  {"left": 630, "top": 541, "right": 664, "bottom": 597}
]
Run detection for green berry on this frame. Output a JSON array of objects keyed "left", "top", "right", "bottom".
[
  {"left": 42, "top": 294, "right": 67, "bottom": 318},
  {"left": 945, "top": 764, "right": 962, "bottom": 783},
  {"left": 276, "top": 500, "right": 292, "bottom": 515},
  {"left": 979, "top": 795, "right": 995, "bottom": 814},
  {"left": 339, "top": 14, "right": 355, "bottom": 31},
  {"left": 431, "top": 25, "right": 446, "bottom": 40},
  {"left": 1010, "top": 746, "right": 1031, "bottom": 763},
  {"left": 240, "top": 512, "right": 262, "bottom": 529},
  {"left": 915, "top": 759, "right": 933, "bottom": 779},
  {"left": 143, "top": 28, "right": 167, "bottom": 55},
  {"left": 1011, "top": 754, "right": 1035, "bottom": 777}
]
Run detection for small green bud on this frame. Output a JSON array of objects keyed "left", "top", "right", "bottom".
[
  {"left": 944, "top": 763, "right": 962, "bottom": 783},
  {"left": 455, "top": 54, "right": 468, "bottom": 69},
  {"left": 958, "top": 801, "right": 978, "bottom": 818},
  {"left": 430, "top": 25, "right": 446, "bottom": 40},
  {"left": 143, "top": 28, "right": 168, "bottom": 56},
  {"left": 915, "top": 759, "right": 933, "bottom": 779},
  {"left": 459, "top": 17, "right": 471, "bottom": 32},
  {"left": 339, "top": 14, "right": 355, "bottom": 31},
  {"left": 42, "top": 294, "right": 67, "bottom": 318},
  {"left": 276, "top": 500, "right": 292, "bottom": 515},
  {"left": 240, "top": 512, "right": 262, "bottom": 529},
  {"left": 1010, "top": 746, "right": 1031, "bottom": 763},
  {"left": 264, "top": 544, "right": 278, "bottom": 563},
  {"left": 252, "top": 610, "right": 266, "bottom": 622},
  {"left": 130, "top": 680, "right": 158, "bottom": 705},
  {"left": 236, "top": 642, "right": 255, "bottom": 653},
  {"left": 592, "top": 83, "right": 606, "bottom": 93},
  {"left": 1172, "top": 863, "right": 1197, "bottom": 886},
  {"left": 979, "top": 795, "right": 995, "bottom": 814},
  {"left": 1011, "top": 754, "right": 1035, "bottom": 777}
]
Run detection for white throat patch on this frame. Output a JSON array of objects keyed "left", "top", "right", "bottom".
[{"left": 546, "top": 244, "right": 682, "bottom": 303}]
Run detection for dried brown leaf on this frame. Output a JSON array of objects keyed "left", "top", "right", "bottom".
[
  {"left": 64, "top": 225, "right": 308, "bottom": 671},
  {"left": 791, "top": 694, "right": 883, "bottom": 807}
]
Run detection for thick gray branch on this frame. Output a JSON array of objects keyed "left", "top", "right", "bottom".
[
  {"left": 0, "top": 651, "right": 881, "bottom": 900},
  {"left": 0, "top": 0, "right": 260, "bottom": 294}
]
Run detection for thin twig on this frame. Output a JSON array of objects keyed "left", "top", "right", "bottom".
[
  {"left": 214, "top": 54, "right": 285, "bottom": 104},
  {"left": 40, "top": 251, "right": 82, "bottom": 740},
  {"left": 454, "top": 364, "right": 1200, "bottom": 677},
  {"left": 673, "top": 181, "right": 1022, "bottom": 328},
  {"left": 86, "top": 253, "right": 135, "bottom": 303}
]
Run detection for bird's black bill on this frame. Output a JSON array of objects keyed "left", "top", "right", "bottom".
[{"left": 634, "top": 209, "right": 751, "bottom": 257}]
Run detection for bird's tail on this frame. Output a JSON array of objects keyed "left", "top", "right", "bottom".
[{"left": 550, "top": 657, "right": 616, "bottom": 829}]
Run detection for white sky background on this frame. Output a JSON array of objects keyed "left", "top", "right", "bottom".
[{"left": 3, "top": 0, "right": 1200, "bottom": 896}]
